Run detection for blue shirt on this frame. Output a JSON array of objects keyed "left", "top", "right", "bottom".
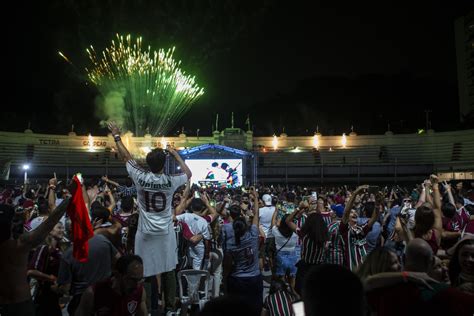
[
  {"left": 222, "top": 223, "right": 260, "bottom": 277},
  {"left": 386, "top": 205, "right": 401, "bottom": 236},
  {"left": 358, "top": 217, "right": 382, "bottom": 253}
]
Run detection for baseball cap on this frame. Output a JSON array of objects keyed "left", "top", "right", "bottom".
[
  {"left": 331, "top": 204, "right": 344, "bottom": 218},
  {"left": 262, "top": 194, "right": 272, "bottom": 206}
]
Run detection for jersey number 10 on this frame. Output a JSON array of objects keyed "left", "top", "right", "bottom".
[{"left": 144, "top": 191, "right": 167, "bottom": 213}]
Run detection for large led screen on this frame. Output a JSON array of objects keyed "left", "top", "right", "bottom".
[{"left": 185, "top": 159, "right": 243, "bottom": 188}]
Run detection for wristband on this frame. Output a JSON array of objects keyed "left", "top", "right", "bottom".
[{"left": 113, "top": 135, "right": 121, "bottom": 142}]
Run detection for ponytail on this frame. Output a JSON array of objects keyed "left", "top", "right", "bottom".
[{"left": 233, "top": 217, "right": 248, "bottom": 246}]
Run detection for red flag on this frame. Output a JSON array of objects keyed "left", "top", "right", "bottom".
[{"left": 67, "top": 176, "right": 94, "bottom": 262}]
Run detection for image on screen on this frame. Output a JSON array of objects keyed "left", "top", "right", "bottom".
[{"left": 185, "top": 159, "right": 243, "bottom": 188}]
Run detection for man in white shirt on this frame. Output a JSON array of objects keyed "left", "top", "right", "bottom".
[
  {"left": 259, "top": 194, "right": 276, "bottom": 270},
  {"left": 176, "top": 198, "right": 212, "bottom": 270},
  {"left": 108, "top": 122, "right": 192, "bottom": 312}
]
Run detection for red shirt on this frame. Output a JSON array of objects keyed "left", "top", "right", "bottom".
[{"left": 464, "top": 219, "right": 474, "bottom": 236}]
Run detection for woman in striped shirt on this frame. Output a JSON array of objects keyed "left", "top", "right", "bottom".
[
  {"left": 286, "top": 208, "right": 328, "bottom": 295},
  {"left": 325, "top": 220, "right": 345, "bottom": 266},
  {"left": 262, "top": 279, "right": 296, "bottom": 316},
  {"left": 340, "top": 185, "right": 382, "bottom": 271},
  {"left": 313, "top": 196, "right": 334, "bottom": 227}
]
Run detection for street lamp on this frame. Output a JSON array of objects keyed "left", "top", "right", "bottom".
[{"left": 23, "top": 164, "right": 30, "bottom": 184}]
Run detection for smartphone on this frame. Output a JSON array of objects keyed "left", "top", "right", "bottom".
[
  {"left": 368, "top": 186, "right": 379, "bottom": 194},
  {"left": 194, "top": 191, "right": 201, "bottom": 199},
  {"left": 311, "top": 191, "right": 317, "bottom": 199},
  {"left": 210, "top": 200, "right": 216, "bottom": 207},
  {"left": 292, "top": 301, "right": 305, "bottom": 316}
]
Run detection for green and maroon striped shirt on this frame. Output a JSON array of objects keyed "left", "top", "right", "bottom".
[
  {"left": 339, "top": 221, "right": 369, "bottom": 271},
  {"left": 325, "top": 220, "right": 345, "bottom": 266},
  {"left": 263, "top": 290, "right": 295, "bottom": 316},
  {"left": 297, "top": 228, "right": 327, "bottom": 264}
]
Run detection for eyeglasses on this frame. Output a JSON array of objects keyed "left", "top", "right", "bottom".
[{"left": 403, "top": 200, "right": 411, "bottom": 203}]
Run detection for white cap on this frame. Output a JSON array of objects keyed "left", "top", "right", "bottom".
[{"left": 262, "top": 194, "right": 272, "bottom": 206}]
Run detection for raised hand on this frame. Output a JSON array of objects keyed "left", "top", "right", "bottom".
[
  {"left": 107, "top": 121, "right": 121, "bottom": 136},
  {"left": 48, "top": 177, "right": 57, "bottom": 187},
  {"left": 166, "top": 144, "right": 179, "bottom": 156},
  {"left": 430, "top": 174, "right": 439, "bottom": 184},
  {"left": 200, "top": 191, "right": 210, "bottom": 205},
  {"left": 442, "top": 180, "right": 451, "bottom": 191}
]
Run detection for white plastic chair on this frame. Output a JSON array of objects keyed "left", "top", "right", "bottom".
[{"left": 177, "top": 269, "right": 210, "bottom": 316}]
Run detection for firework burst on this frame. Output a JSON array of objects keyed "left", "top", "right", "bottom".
[{"left": 86, "top": 34, "right": 204, "bottom": 136}]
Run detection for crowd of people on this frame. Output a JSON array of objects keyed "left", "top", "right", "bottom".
[{"left": 0, "top": 121, "right": 473, "bottom": 316}]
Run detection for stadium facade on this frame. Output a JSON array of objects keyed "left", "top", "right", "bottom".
[{"left": 1, "top": 127, "right": 473, "bottom": 184}]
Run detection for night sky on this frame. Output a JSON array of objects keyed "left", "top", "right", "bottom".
[{"left": 4, "top": 0, "right": 473, "bottom": 137}]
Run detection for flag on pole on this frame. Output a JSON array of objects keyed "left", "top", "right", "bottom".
[{"left": 245, "top": 115, "right": 250, "bottom": 131}]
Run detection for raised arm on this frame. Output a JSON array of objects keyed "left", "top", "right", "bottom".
[
  {"left": 271, "top": 205, "right": 279, "bottom": 228},
  {"left": 430, "top": 175, "right": 443, "bottom": 238},
  {"left": 285, "top": 208, "right": 301, "bottom": 233},
  {"left": 343, "top": 185, "right": 368, "bottom": 224},
  {"left": 394, "top": 216, "right": 414, "bottom": 242},
  {"left": 174, "top": 181, "right": 192, "bottom": 216},
  {"left": 108, "top": 121, "right": 133, "bottom": 162},
  {"left": 104, "top": 185, "right": 116, "bottom": 212},
  {"left": 415, "top": 181, "right": 428, "bottom": 208},
  {"left": 386, "top": 188, "right": 395, "bottom": 209},
  {"left": 167, "top": 146, "right": 192, "bottom": 179},
  {"left": 251, "top": 187, "right": 260, "bottom": 226},
  {"left": 102, "top": 176, "right": 120, "bottom": 188},
  {"left": 47, "top": 177, "right": 57, "bottom": 212},
  {"left": 201, "top": 192, "right": 218, "bottom": 223},
  {"left": 425, "top": 180, "right": 434, "bottom": 206},
  {"left": 216, "top": 197, "right": 230, "bottom": 216},
  {"left": 21, "top": 181, "right": 76, "bottom": 248},
  {"left": 367, "top": 201, "right": 383, "bottom": 230},
  {"left": 442, "top": 181, "right": 455, "bottom": 206}
]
